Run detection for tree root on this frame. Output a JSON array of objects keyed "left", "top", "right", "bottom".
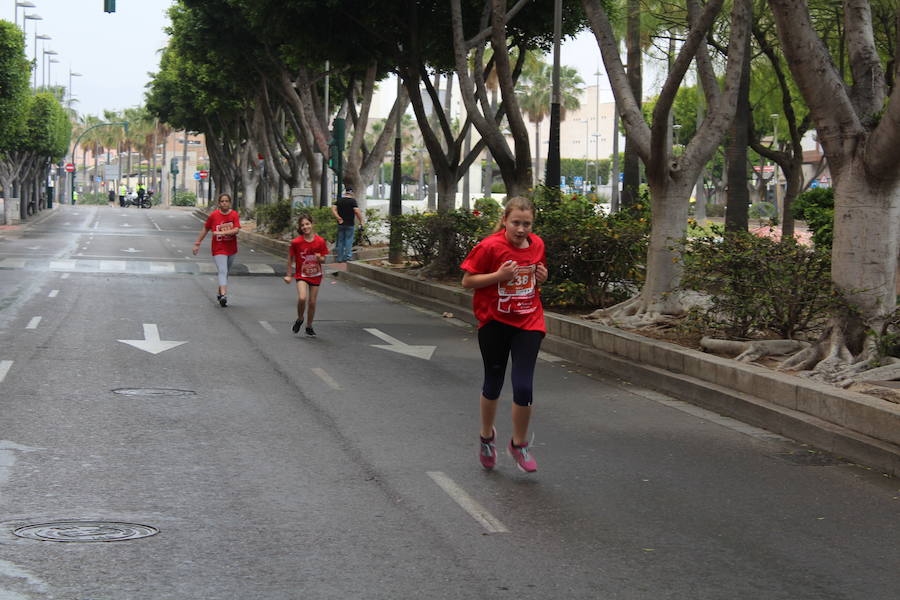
[
  {"left": 835, "top": 358, "right": 900, "bottom": 388},
  {"left": 700, "top": 337, "right": 810, "bottom": 362},
  {"left": 584, "top": 291, "right": 701, "bottom": 329}
]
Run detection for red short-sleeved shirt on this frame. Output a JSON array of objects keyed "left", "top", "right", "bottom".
[
  {"left": 460, "top": 230, "right": 546, "bottom": 333},
  {"left": 205, "top": 210, "right": 240, "bottom": 256},
  {"left": 290, "top": 235, "right": 329, "bottom": 284}
]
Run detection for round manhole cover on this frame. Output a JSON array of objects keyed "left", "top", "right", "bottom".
[
  {"left": 14, "top": 521, "right": 159, "bottom": 542},
  {"left": 113, "top": 388, "right": 196, "bottom": 397}
]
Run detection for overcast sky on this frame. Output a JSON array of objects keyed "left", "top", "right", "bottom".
[{"left": 10, "top": 1, "right": 613, "bottom": 119}]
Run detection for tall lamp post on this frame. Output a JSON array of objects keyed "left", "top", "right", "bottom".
[
  {"left": 14, "top": 1, "right": 35, "bottom": 28},
  {"left": 41, "top": 47, "right": 56, "bottom": 89},
  {"left": 24, "top": 14, "right": 43, "bottom": 89},
  {"left": 67, "top": 69, "right": 81, "bottom": 108},
  {"left": 46, "top": 56, "right": 58, "bottom": 89},
  {"left": 579, "top": 119, "right": 589, "bottom": 192}
]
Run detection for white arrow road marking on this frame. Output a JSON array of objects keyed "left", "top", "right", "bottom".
[
  {"left": 427, "top": 471, "right": 509, "bottom": 533},
  {"left": 26, "top": 246, "right": 41, "bottom": 250},
  {"left": 364, "top": 328, "right": 436, "bottom": 361},
  {"left": 25, "top": 317, "right": 41, "bottom": 330},
  {"left": 117, "top": 324, "right": 187, "bottom": 355},
  {"left": 122, "top": 247, "right": 141, "bottom": 253},
  {"left": 48, "top": 290, "right": 58, "bottom": 297},
  {"left": 0, "top": 361, "right": 11, "bottom": 383}
]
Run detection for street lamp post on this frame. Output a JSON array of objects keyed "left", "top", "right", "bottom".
[
  {"left": 47, "top": 56, "right": 58, "bottom": 89},
  {"left": 580, "top": 119, "right": 589, "bottom": 192},
  {"left": 67, "top": 69, "right": 81, "bottom": 108},
  {"left": 41, "top": 47, "right": 56, "bottom": 89},
  {"left": 14, "top": 1, "right": 35, "bottom": 28}
]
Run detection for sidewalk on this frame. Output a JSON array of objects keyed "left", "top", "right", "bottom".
[{"left": 335, "top": 260, "right": 900, "bottom": 477}]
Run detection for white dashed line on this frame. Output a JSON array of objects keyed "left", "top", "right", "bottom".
[
  {"left": 48, "top": 290, "right": 58, "bottom": 298},
  {"left": 25, "top": 317, "right": 42, "bottom": 330},
  {"left": 0, "top": 361, "right": 12, "bottom": 383},
  {"left": 259, "top": 321, "right": 278, "bottom": 334},
  {"left": 312, "top": 368, "right": 341, "bottom": 390},
  {"left": 427, "top": 471, "right": 509, "bottom": 534},
  {"left": 60, "top": 273, "right": 70, "bottom": 279}
]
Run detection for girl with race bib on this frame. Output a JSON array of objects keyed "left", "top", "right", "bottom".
[
  {"left": 283, "top": 213, "right": 328, "bottom": 337},
  {"left": 461, "top": 196, "right": 548, "bottom": 473}
]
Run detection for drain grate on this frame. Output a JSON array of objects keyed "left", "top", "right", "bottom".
[
  {"left": 112, "top": 388, "right": 196, "bottom": 397},
  {"left": 14, "top": 521, "right": 159, "bottom": 542}
]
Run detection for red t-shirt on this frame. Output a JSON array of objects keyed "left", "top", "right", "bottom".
[
  {"left": 205, "top": 210, "right": 240, "bottom": 256},
  {"left": 460, "top": 230, "right": 546, "bottom": 333},
  {"left": 290, "top": 235, "right": 329, "bottom": 284}
]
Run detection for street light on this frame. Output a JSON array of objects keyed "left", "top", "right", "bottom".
[
  {"left": 41, "top": 48, "right": 56, "bottom": 89},
  {"left": 579, "top": 118, "right": 589, "bottom": 191},
  {"left": 68, "top": 69, "right": 81, "bottom": 108},
  {"left": 14, "top": 1, "right": 35, "bottom": 28},
  {"left": 47, "top": 57, "right": 58, "bottom": 88}
]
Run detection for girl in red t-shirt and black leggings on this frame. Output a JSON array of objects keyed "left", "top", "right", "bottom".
[{"left": 461, "top": 196, "right": 548, "bottom": 473}]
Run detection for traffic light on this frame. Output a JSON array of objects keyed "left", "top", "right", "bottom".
[
  {"left": 104, "top": 0, "right": 116, "bottom": 13},
  {"left": 170, "top": 157, "right": 179, "bottom": 175}
]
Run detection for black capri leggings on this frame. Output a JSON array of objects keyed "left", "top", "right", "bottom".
[{"left": 478, "top": 320, "right": 544, "bottom": 407}]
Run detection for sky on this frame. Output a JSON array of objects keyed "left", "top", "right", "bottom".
[
  {"left": 9, "top": 0, "right": 174, "bottom": 118},
  {"left": 9, "top": 1, "right": 613, "bottom": 119}
]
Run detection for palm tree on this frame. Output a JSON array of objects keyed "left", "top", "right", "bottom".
[{"left": 518, "top": 60, "right": 583, "bottom": 187}]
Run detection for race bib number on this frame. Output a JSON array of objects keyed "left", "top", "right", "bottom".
[
  {"left": 498, "top": 265, "right": 536, "bottom": 297},
  {"left": 300, "top": 254, "right": 321, "bottom": 278},
  {"left": 214, "top": 223, "right": 234, "bottom": 241},
  {"left": 497, "top": 264, "right": 537, "bottom": 314}
]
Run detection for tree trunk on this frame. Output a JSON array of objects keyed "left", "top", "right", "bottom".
[
  {"left": 620, "top": 0, "right": 643, "bottom": 209},
  {"left": 725, "top": 34, "right": 751, "bottom": 233}
]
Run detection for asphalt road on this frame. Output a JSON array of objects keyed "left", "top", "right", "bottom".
[{"left": 0, "top": 205, "right": 897, "bottom": 600}]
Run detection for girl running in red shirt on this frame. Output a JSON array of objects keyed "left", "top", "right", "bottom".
[
  {"left": 461, "top": 196, "right": 548, "bottom": 473},
  {"left": 283, "top": 213, "right": 328, "bottom": 337},
  {"left": 193, "top": 193, "right": 240, "bottom": 307}
]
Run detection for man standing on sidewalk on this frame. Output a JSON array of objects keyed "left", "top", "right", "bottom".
[{"left": 331, "top": 189, "right": 364, "bottom": 263}]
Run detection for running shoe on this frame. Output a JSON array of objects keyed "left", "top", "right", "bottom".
[
  {"left": 305, "top": 326, "right": 316, "bottom": 337},
  {"left": 479, "top": 427, "right": 497, "bottom": 470},
  {"left": 218, "top": 295, "right": 227, "bottom": 307},
  {"left": 292, "top": 318, "right": 303, "bottom": 333},
  {"left": 507, "top": 439, "right": 537, "bottom": 473}
]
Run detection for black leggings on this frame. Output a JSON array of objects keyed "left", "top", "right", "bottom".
[{"left": 478, "top": 320, "right": 544, "bottom": 407}]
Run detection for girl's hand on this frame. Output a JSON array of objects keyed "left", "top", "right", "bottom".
[
  {"left": 283, "top": 275, "right": 292, "bottom": 284},
  {"left": 192, "top": 242, "right": 200, "bottom": 256},
  {"left": 536, "top": 263, "right": 548, "bottom": 284},
  {"left": 496, "top": 259, "right": 518, "bottom": 282}
]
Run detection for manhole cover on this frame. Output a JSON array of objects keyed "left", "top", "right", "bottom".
[
  {"left": 112, "top": 388, "right": 196, "bottom": 397},
  {"left": 14, "top": 521, "right": 159, "bottom": 542}
]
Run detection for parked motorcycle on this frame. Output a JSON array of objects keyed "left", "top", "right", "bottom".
[{"left": 124, "top": 190, "right": 152, "bottom": 209}]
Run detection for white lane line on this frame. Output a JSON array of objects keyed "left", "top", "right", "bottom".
[
  {"left": 312, "top": 368, "right": 341, "bottom": 390},
  {"left": 25, "top": 317, "right": 42, "bottom": 330},
  {"left": 150, "top": 262, "right": 175, "bottom": 273},
  {"left": 427, "top": 471, "right": 509, "bottom": 534},
  {"left": 60, "top": 273, "right": 70, "bottom": 279},
  {"left": 259, "top": 321, "right": 278, "bottom": 334},
  {"left": 247, "top": 263, "right": 275, "bottom": 274},
  {"left": 49, "top": 260, "right": 76, "bottom": 271},
  {"left": 48, "top": 290, "right": 59, "bottom": 298},
  {"left": 0, "top": 361, "right": 11, "bottom": 383},
  {"left": 626, "top": 387, "right": 790, "bottom": 442},
  {"left": 538, "top": 351, "right": 564, "bottom": 363}
]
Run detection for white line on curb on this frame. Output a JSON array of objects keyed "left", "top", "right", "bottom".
[{"left": 427, "top": 471, "right": 509, "bottom": 534}]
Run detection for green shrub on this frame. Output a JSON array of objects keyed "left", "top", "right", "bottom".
[
  {"left": 792, "top": 187, "right": 833, "bottom": 249},
  {"left": 533, "top": 186, "right": 650, "bottom": 308},
  {"left": 173, "top": 191, "right": 196, "bottom": 206},
  {"left": 680, "top": 227, "right": 835, "bottom": 339},
  {"left": 255, "top": 199, "right": 293, "bottom": 235},
  {"left": 474, "top": 197, "right": 502, "bottom": 223},
  {"left": 390, "top": 209, "right": 494, "bottom": 268},
  {"left": 705, "top": 203, "right": 725, "bottom": 217},
  {"left": 490, "top": 181, "right": 506, "bottom": 194}
]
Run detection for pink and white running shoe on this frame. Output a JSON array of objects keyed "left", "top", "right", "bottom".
[
  {"left": 479, "top": 427, "right": 497, "bottom": 470},
  {"left": 507, "top": 439, "right": 537, "bottom": 473}
]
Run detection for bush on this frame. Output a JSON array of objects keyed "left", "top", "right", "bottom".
[
  {"left": 255, "top": 199, "right": 294, "bottom": 235},
  {"left": 490, "top": 181, "right": 506, "bottom": 194},
  {"left": 533, "top": 186, "right": 650, "bottom": 308},
  {"left": 390, "top": 209, "right": 494, "bottom": 268},
  {"left": 473, "top": 197, "right": 502, "bottom": 223},
  {"left": 792, "top": 187, "right": 833, "bottom": 249},
  {"left": 680, "top": 227, "right": 835, "bottom": 339},
  {"left": 705, "top": 203, "right": 725, "bottom": 217},
  {"left": 173, "top": 191, "right": 196, "bottom": 206}
]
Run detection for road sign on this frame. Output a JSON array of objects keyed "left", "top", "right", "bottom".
[
  {"left": 199, "top": 170, "right": 209, "bottom": 179},
  {"left": 193, "top": 172, "right": 201, "bottom": 181},
  {"left": 64, "top": 163, "right": 75, "bottom": 172}
]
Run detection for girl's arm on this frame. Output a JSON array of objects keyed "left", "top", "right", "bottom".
[
  {"left": 283, "top": 252, "right": 294, "bottom": 283},
  {"left": 192, "top": 227, "right": 209, "bottom": 255},
  {"left": 461, "top": 260, "right": 517, "bottom": 289}
]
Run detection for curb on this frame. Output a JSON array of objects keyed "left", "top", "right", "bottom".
[{"left": 338, "top": 260, "right": 900, "bottom": 477}]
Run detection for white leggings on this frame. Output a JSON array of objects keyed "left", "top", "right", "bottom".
[{"left": 213, "top": 254, "right": 235, "bottom": 287}]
